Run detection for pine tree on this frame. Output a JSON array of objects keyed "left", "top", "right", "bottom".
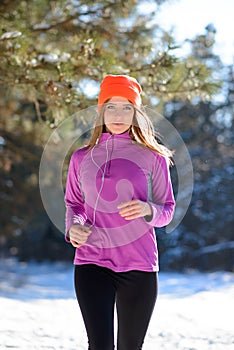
[{"left": 0, "top": 1, "right": 223, "bottom": 262}]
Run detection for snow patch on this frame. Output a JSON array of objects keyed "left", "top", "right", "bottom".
[{"left": 0, "top": 259, "right": 233, "bottom": 349}]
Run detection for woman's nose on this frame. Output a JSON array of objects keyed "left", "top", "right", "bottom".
[{"left": 113, "top": 107, "right": 123, "bottom": 115}]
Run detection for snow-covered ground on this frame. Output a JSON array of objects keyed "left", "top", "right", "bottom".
[{"left": 0, "top": 259, "right": 233, "bottom": 350}]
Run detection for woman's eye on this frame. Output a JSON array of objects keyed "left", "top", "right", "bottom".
[
  {"left": 123, "top": 105, "right": 134, "bottom": 112},
  {"left": 106, "top": 104, "right": 115, "bottom": 110}
]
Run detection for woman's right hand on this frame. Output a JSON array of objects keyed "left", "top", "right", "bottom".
[{"left": 69, "top": 224, "right": 92, "bottom": 248}]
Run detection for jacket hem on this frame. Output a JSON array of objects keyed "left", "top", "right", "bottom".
[{"left": 73, "top": 260, "right": 159, "bottom": 273}]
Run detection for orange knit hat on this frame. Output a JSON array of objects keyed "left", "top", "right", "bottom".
[{"left": 98, "top": 75, "right": 142, "bottom": 111}]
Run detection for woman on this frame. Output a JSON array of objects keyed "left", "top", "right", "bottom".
[{"left": 65, "top": 74, "right": 175, "bottom": 350}]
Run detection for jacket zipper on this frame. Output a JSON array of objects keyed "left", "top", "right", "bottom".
[{"left": 106, "top": 134, "right": 114, "bottom": 176}]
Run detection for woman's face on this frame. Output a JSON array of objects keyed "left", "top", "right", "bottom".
[{"left": 103, "top": 96, "right": 134, "bottom": 134}]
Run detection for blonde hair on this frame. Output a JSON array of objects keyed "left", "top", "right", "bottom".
[{"left": 88, "top": 103, "right": 174, "bottom": 165}]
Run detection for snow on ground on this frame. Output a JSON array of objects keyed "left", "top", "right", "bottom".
[{"left": 0, "top": 259, "right": 233, "bottom": 350}]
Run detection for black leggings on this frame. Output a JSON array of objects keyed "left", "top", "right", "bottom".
[{"left": 74, "top": 264, "right": 158, "bottom": 350}]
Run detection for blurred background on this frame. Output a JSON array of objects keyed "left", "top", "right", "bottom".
[{"left": 0, "top": 0, "right": 233, "bottom": 272}]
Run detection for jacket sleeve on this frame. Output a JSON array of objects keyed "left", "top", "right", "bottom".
[
  {"left": 64, "top": 151, "right": 87, "bottom": 242},
  {"left": 146, "top": 154, "right": 175, "bottom": 227}
]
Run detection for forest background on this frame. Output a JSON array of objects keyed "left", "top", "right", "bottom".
[{"left": 0, "top": 0, "right": 233, "bottom": 271}]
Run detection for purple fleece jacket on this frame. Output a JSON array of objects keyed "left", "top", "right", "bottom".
[{"left": 64, "top": 132, "right": 175, "bottom": 272}]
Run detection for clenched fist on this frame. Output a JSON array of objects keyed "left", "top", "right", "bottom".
[
  {"left": 69, "top": 224, "right": 92, "bottom": 248},
  {"left": 117, "top": 199, "right": 152, "bottom": 220}
]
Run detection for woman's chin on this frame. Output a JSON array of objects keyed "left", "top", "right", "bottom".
[{"left": 106, "top": 124, "right": 130, "bottom": 134}]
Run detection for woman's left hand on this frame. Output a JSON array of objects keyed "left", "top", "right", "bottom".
[{"left": 117, "top": 199, "right": 152, "bottom": 220}]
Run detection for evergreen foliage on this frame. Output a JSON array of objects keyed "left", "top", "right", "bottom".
[{"left": 0, "top": 0, "right": 232, "bottom": 270}]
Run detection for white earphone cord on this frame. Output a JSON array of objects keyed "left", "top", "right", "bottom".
[{"left": 89, "top": 136, "right": 112, "bottom": 228}]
